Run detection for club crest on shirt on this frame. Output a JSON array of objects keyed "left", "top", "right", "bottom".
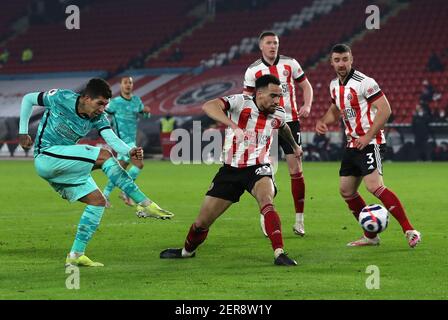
[
  {"left": 283, "top": 69, "right": 290, "bottom": 77},
  {"left": 347, "top": 93, "right": 353, "bottom": 101},
  {"left": 271, "top": 118, "right": 281, "bottom": 129}
]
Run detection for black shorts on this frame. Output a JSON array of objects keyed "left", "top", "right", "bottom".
[
  {"left": 339, "top": 144, "right": 386, "bottom": 177},
  {"left": 206, "top": 164, "right": 277, "bottom": 203},
  {"left": 278, "top": 121, "right": 301, "bottom": 154}
]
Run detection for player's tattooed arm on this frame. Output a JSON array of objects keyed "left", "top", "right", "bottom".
[{"left": 278, "top": 124, "right": 303, "bottom": 158}]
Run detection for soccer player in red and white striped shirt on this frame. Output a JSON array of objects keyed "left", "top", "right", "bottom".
[
  {"left": 160, "top": 75, "right": 302, "bottom": 265},
  {"left": 244, "top": 31, "right": 313, "bottom": 237},
  {"left": 316, "top": 44, "right": 421, "bottom": 248}
]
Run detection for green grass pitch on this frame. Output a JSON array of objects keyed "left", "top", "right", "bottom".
[{"left": 0, "top": 160, "right": 447, "bottom": 299}]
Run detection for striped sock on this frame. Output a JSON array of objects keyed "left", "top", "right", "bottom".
[
  {"left": 101, "top": 157, "right": 148, "bottom": 204},
  {"left": 128, "top": 166, "right": 141, "bottom": 181},
  {"left": 374, "top": 186, "right": 414, "bottom": 233},
  {"left": 70, "top": 205, "right": 105, "bottom": 254},
  {"left": 103, "top": 180, "right": 115, "bottom": 198},
  {"left": 261, "top": 204, "right": 284, "bottom": 251},
  {"left": 343, "top": 192, "right": 377, "bottom": 239}
]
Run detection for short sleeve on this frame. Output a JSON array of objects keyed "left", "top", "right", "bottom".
[
  {"left": 219, "top": 94, "right": 245, "bottom": 112},
  {"left": 137, "top": 97, "right": 144, "bottom": 113},
  {"left": 41, "top": 88, "right": 60, "bottom": 108},
  {"left": 105, "top": 99, "right": 117, "bottom": 114},
  {"left": 292, "top": 59, "right": 306, "bottom": 83},
  {"left": 362, "top": 77, "right": 384, "bottom": 103},
  {"left": 243, "top": 68, "right": 256, "bottom": 90},
  {"left": 329, "top": 84, "right": 336, "bottom": 105}
]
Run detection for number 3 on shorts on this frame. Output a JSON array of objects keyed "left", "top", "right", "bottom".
[{"left": 366, "top": 153, "right": 374, "bottom": 164}]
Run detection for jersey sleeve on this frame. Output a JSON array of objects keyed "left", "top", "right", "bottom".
[
  {"left": 329, "top": 83, "right": 336, "bottom": 104},
  {"left": 219, "top": 94, "right": 245, "bottom": 112},
  {"left": 105, "top": 99, "right": 117, "bottom": 114},
  {"left": 243, "top": 68, "right": 256, "bottom": 92},
  {"left": 292, "top": 59, "right": 306, "bottom": 83},
  {"left": 40, "top": 88, "right": 62, "bottom": 109},
  {"left": 93, "top": 113, "right": 112, "bottom": 131},
  {"left": 362, "top": 77, "right": 384, "bottom": 103},
  {"left": 136, "top": 97, "right": 144, "bottom": 113}
]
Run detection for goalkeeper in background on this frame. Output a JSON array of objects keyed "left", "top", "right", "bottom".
[
  {"left": 103, "top": 76, "right": 151, "bottom": 207},
  {"left": 18, "top": 78, "right": 174, "bottom": 267}
]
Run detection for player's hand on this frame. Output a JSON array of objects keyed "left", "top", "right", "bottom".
[
  {"left": 315, "top": 120, "right": 328, "bottom": 135},
  {"left": 297, "top": 105, "right": 311, "bottom": 118},
  {"left": 230, "top": 124, "right": 245, "bottom": 143},
  {"left": 293, "top": 145, "right": 303, "bottom": 159},
  {"left": 143, "top": 105, "right": 151, "bottom": 114},
  {"left": 354, "top": 135, "right": 372, "bottom": 150},
  {"left": 19, "top": 134, "right": 33, "bottom": 150},
  {"left": 129, "top": 147, "right": 144, "bottom": 160}
]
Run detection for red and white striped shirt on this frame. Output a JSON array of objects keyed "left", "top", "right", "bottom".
[
  {"left": 244, "top": 55, "right": 306, "bottom": 122},
  {"left": 219, "top": 94, "right": 286, "bottom": 168},
  {"left": 329, "top": 69, "right": 386, "bottom": 147}
]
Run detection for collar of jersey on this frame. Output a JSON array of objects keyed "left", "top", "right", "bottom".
[
  {"left": 75, "top": 96, "right": 90, "bottom": 119},
  {"left": 261, "top": 55, "right": 280, "bottom": 67},
  {"left": 339, "top": 68, "right": 355, "bottom": 86},
  {"left": 120, "top": 94, "right": 132, "bottom": 101}
]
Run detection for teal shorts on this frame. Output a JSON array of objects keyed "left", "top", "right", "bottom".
[
  {"left": 35, "top": 145, "right": 101, "bottom": 202},
  {"left": 117, "top": 142, "right": 135, "bottom": 163}
]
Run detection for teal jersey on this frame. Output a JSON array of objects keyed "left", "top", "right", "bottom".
[
  {"left": 34, "top": 89, "right": 110, "bottom": 157},
  {"left": 105, "top": 95, "right": 144, "bottom": 145}
]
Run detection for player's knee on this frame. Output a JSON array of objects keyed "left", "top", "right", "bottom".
[
  {"left": 365, "top": 184, "right": 381, "bottom": 195},
  {"left": 89, "top": 194, "right": 107, "bottom": 206},
  {"left": 339, "top": 187, "right": 355, "bottom": 198}
]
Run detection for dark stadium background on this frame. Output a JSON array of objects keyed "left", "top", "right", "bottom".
[{"left": 0, "top": 0, "right": 447, "bottom": 161}]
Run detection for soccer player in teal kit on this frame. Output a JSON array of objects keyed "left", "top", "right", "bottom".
[
  {"left": 18, "top": 78, "right": 174, "bottom": 267},
  {"left": 103, "top": 76, "right": 150, "bottom": 207}
]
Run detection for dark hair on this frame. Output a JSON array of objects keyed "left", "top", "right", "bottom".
[
  {"left": 259, "top": 30, "right": 278, "bottom": 41},
  {"left": 82, "top": 78, "right": 112, "bottom": 99},
  {"left": 331, "top": 43, "right": 351, "bottom": 54},
  {"left": 255, "top": 74, "right": 281, "bottom": 90}
]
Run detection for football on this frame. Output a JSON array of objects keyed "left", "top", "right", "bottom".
[{"left": 359, "top": 204, "right": 389, "bottom": 233}]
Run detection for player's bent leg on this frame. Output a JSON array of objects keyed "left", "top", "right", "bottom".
[
  {"left": 340, "top": 176, "right": 378, "bottom": 244},
  {"left": 66, "top": 190, "right": 106, "bottom": 267},
  {"left": 96, "top": 149, "right": 174, "bottom": 219},
  {"left": 364, "top": 170, "right": 421, "bottom": 247},
  {"left": 160, "top": 196, "right": 232, "bottom": 259},
  {"left": 252, "top": 177, "right": 297, "bottom": 266}
]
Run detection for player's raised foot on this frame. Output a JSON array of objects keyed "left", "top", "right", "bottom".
[
  {"left": 274, "top": 253, "right": 297, "bottom": 266},
  {"left": 160, "top": 248, "right": 196, "bottom": 259},
  {"left": 259, "top": 214, "right": 268, "bottom": 237},
  {"left": 119, "top": 192, "right": 135, "bottom": 207},
  {"left": 347, "top": 235, "right": 380, "bottom": 247},
  {"left": 293, "top": 222, "right": 305, "bottom": 236},
  {"left": 136, "top": 202, "right": 174, "bottom": 219},
  {"left": 405, "top": 230, "right": 422, "bottom": 248},
  {"left": 65, "top": 254, "right": 104, "bottom": 267}
]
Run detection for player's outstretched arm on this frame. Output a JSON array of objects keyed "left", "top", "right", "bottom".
[
  {"left": 279, "top": 124, "right": 303, "bottom": 158},
  {"left": 316, "top": 103, "right": 340, "bottom": 134},
  {"left": 99, "top": 128, "right": 132, "bottom": 156},
  {"left": 18, "top": 92, "right": 41, "bottom": 149}
]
